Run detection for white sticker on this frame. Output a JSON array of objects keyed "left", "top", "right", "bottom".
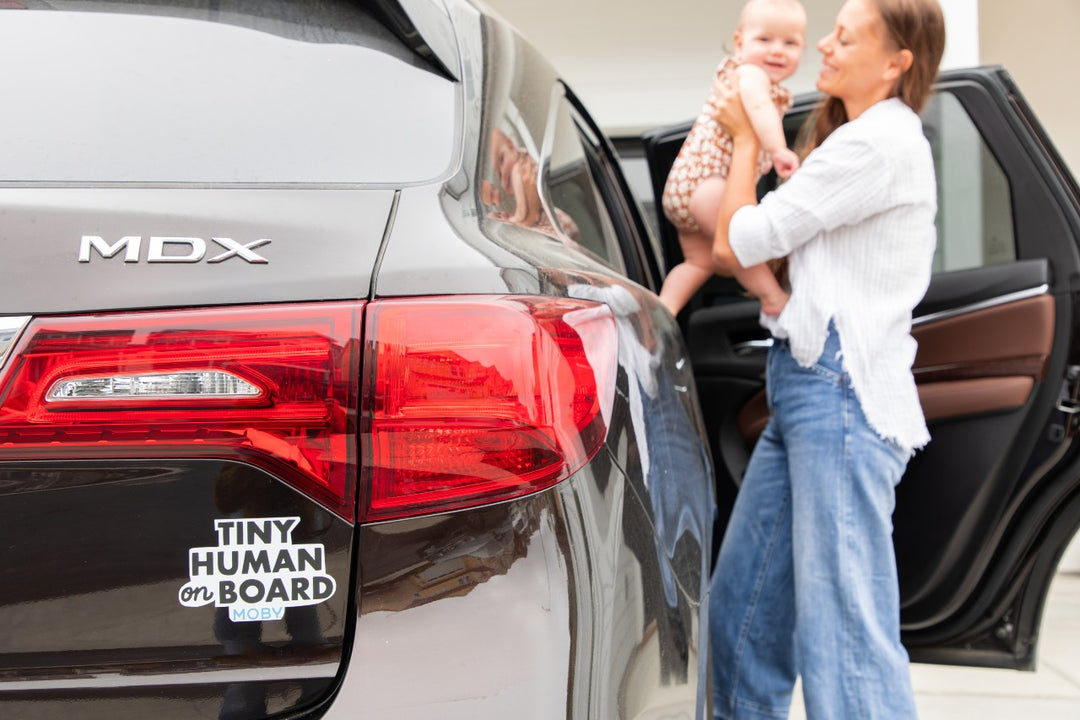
[{"left": 178, "top": 516, "right": 336, "bottom": 623}]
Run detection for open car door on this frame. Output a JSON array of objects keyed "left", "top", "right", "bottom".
[{"left": 642, "top": 66, "right": 1080, "bottom": 669}]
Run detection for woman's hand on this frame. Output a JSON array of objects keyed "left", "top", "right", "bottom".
[{"left": 709, "top": 74, "right": 755, "bottom": 141}]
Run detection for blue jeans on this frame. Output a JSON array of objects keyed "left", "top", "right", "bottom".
[{"left": 709, "top": 325, "right": 917, "bottom": 719}]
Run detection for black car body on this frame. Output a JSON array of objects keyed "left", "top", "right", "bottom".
[
  {"left": 1, "top": 1, "right": 1079, "bottom": 718},
  {"left": 0, "top": 1, "right": 713, "bottom": 718}
]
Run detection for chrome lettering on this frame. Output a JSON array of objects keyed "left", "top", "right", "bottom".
[
  {"left": 79, "top": 236, "right": 271, "bottom": 264},
  {"left": 79, "top": 235, "right": 141, "bottom": 263},
  {"left": 148, "top": 237, "right": 206, "bottom": 263},
  {"left": 208, "top": 237, "right": 271, "bottom": 264}
]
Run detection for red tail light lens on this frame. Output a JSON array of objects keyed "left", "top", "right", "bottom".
[
  {"left": 0, "top": 296, "right": 617, "bottom": 524},
  {"left": 361, "top": 296, "right": 616, "bottom": 522},
  {"left": 0, "top": 303, "right": 361, "bottom": 520}
]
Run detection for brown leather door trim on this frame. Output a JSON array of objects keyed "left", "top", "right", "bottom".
[
  {"left": 737, "top": 376, "right": 1035, "bottom": 447},
  {"left": 912, "top": 294, "right": 1054, "bottom": 381},
  {"left": 913, "top": 356, "right": 1047, "bottom": 383},
  {"left": 736, "top": 294, "right": 1054, "bottom": 447},
  {"left": 918, "top": 376, "right": 1034, "bottom": 422}
]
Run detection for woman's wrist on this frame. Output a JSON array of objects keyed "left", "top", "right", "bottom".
[{"left": 731, "top": 128, "right": 761, "bottom": 151}]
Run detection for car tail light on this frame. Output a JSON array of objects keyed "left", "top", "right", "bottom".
[
  {"left": 361, "top": 296, "right": 616, "bottom": 522},
  {"left": 0, "top": 303, "right": 360, "bottom": 520},
  {"left": 0, "top": 295, "right": 617, "bottom": 525}
]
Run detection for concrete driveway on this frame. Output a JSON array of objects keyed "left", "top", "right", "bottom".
[{"left": 789, "top": 572, "right": 1080, "bottom": 719}]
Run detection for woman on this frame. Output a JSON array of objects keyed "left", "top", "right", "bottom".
[{"left": 706, "top": 0, "right": 945, "bottom": 718}]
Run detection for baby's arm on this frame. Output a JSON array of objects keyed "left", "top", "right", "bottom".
[{"left": 735, "top": 64, "right": 799, "bottom": 178}]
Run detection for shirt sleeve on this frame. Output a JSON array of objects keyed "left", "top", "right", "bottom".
[{"left": 728, "top": 132, "right": 891, "bottom": 268}]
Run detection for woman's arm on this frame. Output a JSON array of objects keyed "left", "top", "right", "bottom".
[
  {"left": 711, "top": 79, "right": 762, "bottom": 275},
  {"left": 713, "top": 92, "right": 898, "bottom": 274}
]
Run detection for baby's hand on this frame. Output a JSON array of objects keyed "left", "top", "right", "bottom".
[
  {"left": 759, "top": 288, "right": 790, "bottom": 318},
  {"left": 772, "top": 148, "right": 800, "bottom": 179}
]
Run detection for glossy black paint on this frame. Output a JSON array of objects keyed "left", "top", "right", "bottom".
[
  {"left": 0, "top": 189, "right": 395, "bottom": 315},
  {"left": 0, "top": 461, "right": 353, "bottom": 717},
  {"left": 0, "top": 0, "right": 717, "bottom": 717}
]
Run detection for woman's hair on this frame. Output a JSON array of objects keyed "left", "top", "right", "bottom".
[{"left": 797, "top": 0, "right": 945, "bottom": 156}]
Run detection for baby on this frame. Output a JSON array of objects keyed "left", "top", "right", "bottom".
[{"left": 659, "top": 0, "right": 806, "bottom": 316}]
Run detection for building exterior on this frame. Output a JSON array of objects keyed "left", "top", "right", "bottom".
[{"left": 483, "top": 0, "right": 1076, "bottom": 178}]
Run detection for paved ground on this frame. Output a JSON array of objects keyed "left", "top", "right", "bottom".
[{"left": 789, "top": 572, "right": 1080, "bottom": 719}]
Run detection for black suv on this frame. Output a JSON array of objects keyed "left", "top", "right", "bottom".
[{"left": 0, "top": 1, "right": 1078, "bottom": 719}]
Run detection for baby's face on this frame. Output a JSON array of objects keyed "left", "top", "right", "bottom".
[{"left": 735, "top": 5, "right": 806, "bottom": 84}]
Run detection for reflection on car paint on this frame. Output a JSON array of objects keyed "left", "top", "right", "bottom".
[{"left": 482, "top": 127, "right": 581, "bottom": 241}]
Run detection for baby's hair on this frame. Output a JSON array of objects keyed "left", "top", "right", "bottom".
[{"left": 738, "top": 0, "right": 807, "bottom": 28}]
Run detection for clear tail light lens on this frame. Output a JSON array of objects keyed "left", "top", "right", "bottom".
[
  {"left": 361, "top": 296, "right": 616, "bottom": 522},
  {"left": 0, "top": 303, "right": 361, "bottom": 520},
  {"left": 48, "top": 370, "right": 262, "bottom": 401}
]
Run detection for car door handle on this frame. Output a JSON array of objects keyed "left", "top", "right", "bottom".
[{"left": 732, "top": 339, "right": 774, "bottom": 357}]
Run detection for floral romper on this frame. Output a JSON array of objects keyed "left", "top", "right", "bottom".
[{"left": 661, "top": 56, "right": 794, "bottom": 235}]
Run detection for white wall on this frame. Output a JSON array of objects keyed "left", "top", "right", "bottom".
[
  {"left": 481, "top": 0, "right": 1078, "bottom": 179},
  {"left": 479, "top": 0, "right": 1080, "bottom": 172},
  {"left": 482, "top": 0, "right": 829, "bottom": 133},
  {"left": 483, "top": 0, "right": 982, "bottom": 133},
  {"left": 980, "top": 1, "right": 1080, "bottom": 177}
]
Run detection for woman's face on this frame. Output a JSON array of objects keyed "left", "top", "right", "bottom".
[{"left": 815, "top": 0, "right": 900, "bottom": 115}]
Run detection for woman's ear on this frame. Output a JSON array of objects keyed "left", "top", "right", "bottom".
[
  {"left": 897, "top": 48, "right": 914, "bottom": 73},
  {"left": 885, "top": 48, "right": 914, "bottom": 81}
]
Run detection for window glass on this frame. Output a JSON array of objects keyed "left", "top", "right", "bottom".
[
  {"left": 0, "top": 3, "right": 455, "bottom": 184},
  {"left": 542, "top": 99, "right": 627, "bottom": 273},
  {"left": 921, "top": 92, "right": 1017, "bottom": 272},
  {"left": 776, "top": 93, "right": 1016, "bottom": 275}
]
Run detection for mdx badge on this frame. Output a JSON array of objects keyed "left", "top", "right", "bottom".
[{"left": 79, "top": 235, "right": 270, "bottom": 264}]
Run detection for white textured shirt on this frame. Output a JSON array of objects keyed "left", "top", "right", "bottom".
[{"left": 729, "top": 98, "right": 937, "bottom": 451}]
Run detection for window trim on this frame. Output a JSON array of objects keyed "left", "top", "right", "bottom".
[
  {"left": 538, "top": 85, "right": 629, "bottom": 276},
  {"left": 559, "top": 84, "right": 664, "bottom": 291}
]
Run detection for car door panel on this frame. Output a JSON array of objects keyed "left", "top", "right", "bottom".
[
  {"left": 732, "top": 262, "right": 1053, "bottom": 439},
  {"left": 916, "top": 296, "right": 1053, "bottom": 374}
]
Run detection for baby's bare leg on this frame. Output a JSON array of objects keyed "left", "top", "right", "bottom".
[
  {"left": 657, "top": 176, "right": 731, "bottom": 315},
  {"left": 658, "top": 230, "right": 714, "bottom": 315},
  {"left": 687, "top": 175, "right": 727, "bottom": 239},
  {"left": 689, "top": 176, "right": 789, "bottom": 316}
]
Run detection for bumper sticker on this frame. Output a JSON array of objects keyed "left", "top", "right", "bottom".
[{"left": 178, "top": 516, "right": 336, "bottom": 622}]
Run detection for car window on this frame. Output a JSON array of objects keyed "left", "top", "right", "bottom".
[
  {"left": 777, "top": 91, "right": 1017, "bottom": 277},
  {"left": 541, "top": 98, "right": 627, "bottom": 274},
  {"left": 0, "top": 1, "right": 456, "bottom": 184},
  {"left": 921, "top": 92, "right": 1017, "bottom": 273}
]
